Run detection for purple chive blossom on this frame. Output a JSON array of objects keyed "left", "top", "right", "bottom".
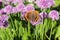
[
  {"left": 36, "top": 0, "right": 55, "bottom": 9},
  {"left": 0, "top": 21, "right": 8, "bottom": 28},
  {"left": 40, "top": 12, "right": 47, "bottom": 18},
  {"left": 4, "top": 5, "right": 13, "bottom": 14},
  {"left": 25, "top": 4, "right": 35, "bottom": 12},
  {"left": 21, "top": 4, "right": 35, "bottom": 16},
  {"left": 0, "top": 9, "right": 4, "bottom": 14},
  {"left": 12, "top": 7, "right": 18, "bottom": 13},
  {"left": 21, "top": 4, "right": 35, "bottom": 13},
  {"left": 49, "top": 10, "right": 59, "bottom": 21},
  {"left": 3, "top": 21, "right": 8, "bottom": 27},
  {"left": 0, "top": 15, "right": 9, "bottom": 21},
  {"left": 16, "top": 3, "right": 25, "bottom": 12},
  {"left": 0, "top": 15, "right": 9, "bottom": 28},
  {"left": 0, "top": 9, "right": 6, "bottom": 14}
]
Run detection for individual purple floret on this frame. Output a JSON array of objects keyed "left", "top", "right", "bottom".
[
  {"left": 49, "top": 10, "right": 59, "bottom": 21},
  {"left": 3, "top": 21, "right": 8, "bottom": 27},
  {"left": 0, "top": 9, "right": 6, "bottom": 14},
  {"left": 4, "top": 5, "right": 13, "bottom": 14},
  {"left": 0, "top": 9, "right": 4, "bottom": 14},
  {"left": 21, "top": 4, "right": 35, "bottom": 15},
  {"left": 0, "top": 15, "right": 9, "bottom": 21},
  {"left": 25, "top": 4, "right": 35, "bottom": 12},
  {"left": 12, "top": 7, "right": 18, "bottom": 13},
  {"left": 40, "top": 12, "right": 47, "bottom": 19},
  {"left": 16, "top": 3, "right": 25, "bottom": 12}
]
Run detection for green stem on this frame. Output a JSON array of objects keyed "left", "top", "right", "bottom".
[
  {"left": 36, "top": 34, "right": 37, "bottom": 40},
  {"left": 49, "top": 21, "right": 53, "bottom": 40},
  {"left": 28, "top": 21, "right": 30, "bottom": 36},
  {"left": 2, "top": 0, "right": 4, "bottom": 8},
  {"left": 18, "top": 12, "right": 20, "bottom": 17},
  {"left": 15, "top": 20, "right": 18, "bottom": 31},
  {"left": 9, "top": 15, "right": 14, "bottom": 28},
  {"left": 55, "top": 38, "right": 56, "bottom": 40},
  {"left": 42, "top": 25, "right": 44, "bottom": 40},
  {"left": 45, "top": 34, "right": 49, "bottom": 40},
  {"left": 36, "top": 26, "right": 37, "bottom": 40}
]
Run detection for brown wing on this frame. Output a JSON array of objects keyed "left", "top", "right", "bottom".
[{"left": 24, "top": 10, "right": 40, "bottom": 22}]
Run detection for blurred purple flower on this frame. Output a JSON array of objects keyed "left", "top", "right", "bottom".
[
  {"left": 0, "top": 9, "right": 6, "bottom": 14},
  {"left": 36, "top": 0, "right": 55, "bottom": 9},
  {"left": 0, "top": 15, "right": 9, "bottom": 28},
  {"left": 0, "top": 9, "right": 4, "bottom": 14},
  {"left": 16, "top": 3, "right": 25, "bottom": 12},
  {"left": 0, "top": 15, "right": 9, "bottom": 21},
  {"left": 12, "top": 7, "right": 18, "bottom": 13},
  {"left": 4, "top": 5, "right": 13, "bottom": 14},
  {"left": 0, "top": 21, "right": 8, "bottom": 28},
  {"left": 3, "top": 21, "right": 8, "bottom": 27},
  {"left": 49, "top": 10, "right": 59, "bottom": 21},
  {"left": 25, "top": 4, "right": 35, "bottom": 12},
  {"left": 0, "top": 0, "right": 2, "bottom": 2},
  {"left": 22, "top": 4, "right": 35, "bottom": 15},
  {"left": 40, "top": 12, "right": 47, "bottom": 18}
]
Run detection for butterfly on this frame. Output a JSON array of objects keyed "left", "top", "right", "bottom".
[{"left": 24, "top": 10, "right": 40, "bottom": 22}]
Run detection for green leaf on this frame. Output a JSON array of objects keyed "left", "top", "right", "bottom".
[
  {"left": 55, "top": 25, "right": 60, "bottom": 38},
  {"left": 44, "top": 19, "right": 52, "bottom": 33},
  {"left": 0, "top": 29, "right": 6, "bottom": 40},
  {"left": 22, "top": 28, "right": 28, "bottom": 40},
  {"left": 19, "top": 21, "right": 24, "bottom": 37},
  {"left": 44, "top": 19, "right": 48, "bottom": 33},
  {"left": 54, "top": 0, "right": 60, "bottom": 7},
  {"left": 28, "top": 21, "right": 30, "bottom": 36},
  {"left": 35, "top": 24, "right": 44, "bottom": 40}
]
